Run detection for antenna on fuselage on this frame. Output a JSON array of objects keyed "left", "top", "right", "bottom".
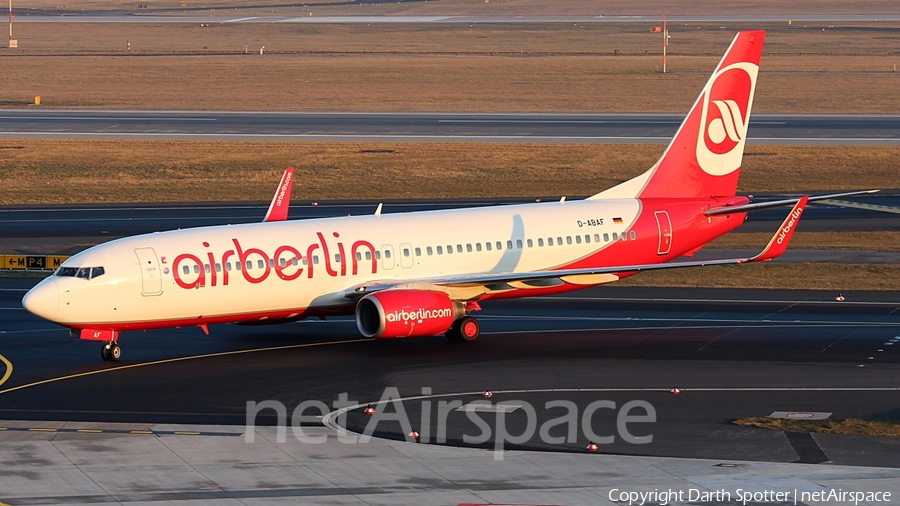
[{"left": 375, "top": 203, "right": 383, "bottom": 217}]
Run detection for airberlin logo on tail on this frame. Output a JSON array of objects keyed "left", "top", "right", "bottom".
[{"left": 696, "top": 62, "right": 758, "bottom": 176}]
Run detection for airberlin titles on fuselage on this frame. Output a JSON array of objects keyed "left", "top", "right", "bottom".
[{"left": 172, "top": 233, "right": 378, "bottom": 289}]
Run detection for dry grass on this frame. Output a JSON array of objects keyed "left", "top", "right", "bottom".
[
  {"left": 617, "top": 263, "right": 900, "bottom": 291},
  {"left": 735, "top": 416, "right": 900, "bottom": 438},
  {"left": 19, "top": 0, "right": 900, "bottom": 16},
  {"left": 707, "top": 232, "right": 900, "bottom": 252},
  {"left": 0, "top": 141, "right": 896, "bottom": 205},
  {"left": 1, "top": 22, "right": 899, "bottom": 112}
]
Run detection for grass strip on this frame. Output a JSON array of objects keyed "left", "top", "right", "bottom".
[{"left": 734, "top": 417, "right": 900, "bottom": 438}]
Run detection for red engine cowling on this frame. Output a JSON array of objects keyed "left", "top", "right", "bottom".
[{"left": 356, "top": 290, "right": 462, "bottom": 339}]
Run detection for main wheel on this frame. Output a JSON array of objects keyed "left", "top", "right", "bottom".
[
  {"left": 446, "top": 317, "right": 480, "bottom": 342},
  {"left": 458, "top": 316, "right": 480, "bottom": 342},
  {"left": 100, "top": 344, "right": 111, "bottom": 361}
]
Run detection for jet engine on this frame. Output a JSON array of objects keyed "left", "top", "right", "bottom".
[{"left": 355, "top": 289, "right": 463, "bottom": 338}]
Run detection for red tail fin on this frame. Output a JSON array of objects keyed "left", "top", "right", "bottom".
[{"left": 592, "top": 31, "right": 765, "bottom": 200}]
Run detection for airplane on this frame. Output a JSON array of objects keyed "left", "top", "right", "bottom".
[{"left": 22, "top": 30, "right": 876, "bottom": 361}]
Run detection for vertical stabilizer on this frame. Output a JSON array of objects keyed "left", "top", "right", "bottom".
[{"left": 591, "top": 30, "right": 765, "bottom": 200}]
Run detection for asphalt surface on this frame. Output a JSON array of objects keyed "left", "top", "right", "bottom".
[
  {"left": 2, "top": 112, "right": 900, "bottom": 144},
  {"left": 2, "top": 192, "right": 898, "bottom": 255},
  {"left": 2, "top": 280, "right": 899, "bottom": 467}
]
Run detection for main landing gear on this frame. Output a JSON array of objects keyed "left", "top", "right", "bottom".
[
  {"left": 100, "top": 341, "right": 121, "bottom": 362},
  {"left": 445, "top": 316, "right": 480, "bottom": 342}
]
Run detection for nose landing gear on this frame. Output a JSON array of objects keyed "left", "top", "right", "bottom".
[{"left": 101, "top": 341, "right": 121, "bottom": 362}]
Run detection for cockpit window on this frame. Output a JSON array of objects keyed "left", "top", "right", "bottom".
[
  {"left": 56, "top": 267, "right": 79, "bottom": 277},
  {"left": 55, "top": 266, "right": 105, "bottom": 280}
]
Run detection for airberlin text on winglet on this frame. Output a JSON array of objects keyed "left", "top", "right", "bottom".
[{"left": 172, "top": 233, "right": 378, "bottom": 289}]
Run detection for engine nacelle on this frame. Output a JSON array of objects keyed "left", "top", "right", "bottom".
[{"left": 356, "top": 290, "right": 462, "bottom": 339}]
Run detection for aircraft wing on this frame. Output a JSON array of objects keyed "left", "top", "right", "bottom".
[
  {"left": 345, "top": 197, "right": 808, "bottom": 298},
  {"left": 704, "top": 189, "right": 876, "bottom": 216}
]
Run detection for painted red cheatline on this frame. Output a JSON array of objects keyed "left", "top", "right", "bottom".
[{"left": 21, "top": 30, "right": 876, "bottom": 362}]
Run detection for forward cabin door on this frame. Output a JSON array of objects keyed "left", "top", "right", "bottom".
[
  {"left": 654, "top": 211, "right": 673, "bottom": 255},
  {"left": 134, "top": 247, "right": 163, "bottom": 296}
]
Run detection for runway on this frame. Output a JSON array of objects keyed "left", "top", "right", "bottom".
[
  {"left": 2, "top": 111, "right": 900, "bottom": 144},
  {"left": 2, "top": 279, "right": 899, "bottom": 467},
  {"left": 2, "top": 191, "right": 899, "bottom": 256}
]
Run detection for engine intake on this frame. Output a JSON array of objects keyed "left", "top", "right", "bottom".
[{"left": 356, "top": 289, "right": 462, "bottom": 338}]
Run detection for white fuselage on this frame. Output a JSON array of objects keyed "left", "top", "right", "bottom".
[{"left": 26, "top": 198, "right": 662, "bottom": 330}]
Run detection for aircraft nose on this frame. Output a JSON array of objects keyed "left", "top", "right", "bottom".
[{"left": 22, "top": 278, "right": 60, "bottom": 321}]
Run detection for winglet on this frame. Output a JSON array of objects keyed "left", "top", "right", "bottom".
[
  {"left": 263, "top": 167, "right": 294, "bottom": 223},
  {"left": 749, "top": 196, "right": 808, "bottom": 263}
]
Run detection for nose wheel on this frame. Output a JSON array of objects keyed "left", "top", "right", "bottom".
[
  {"left": 445, "top": 316, "right": 480, "bottom": 342},
  {"left": 101, "top": 341, "right": 121, "bottom": 362}
]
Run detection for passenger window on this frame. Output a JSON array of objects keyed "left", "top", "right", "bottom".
[
  {"left": 356, "top": 252, "right": 362, "bottom": 261},
  {"left": 516, "top": 239, "right": 523, "bottom": 249},
  {"left": 575, "top": 235, "right": 582, "bottom": 244},
  {"left": 548, "top": 238, "right": 553, "bottom": 246},
  {"left": 485, "top": 242, "right": 491, "bottom": 251},
  {"left": 269, "top": 258, "right": 275, "bottom": 267},
  {"left": 612, "top": 233, "right": 618, "bottom": 241},
  {"left": 466, "top": 244, "right": 473, "bottom": 253},
  {"left": 313, "top": 256, "right": 320, "bottom": 265},
  {"left": 415, "top": 247, "right": 421, "bottom": 256},
  {"left": 426, "top": 246, "right": 433, "bottom": 256},
  {"left": 527, "top": 239, "right": 533, "bottom": 248},
  {"left": 403, "top": 248, "right": 410, "bottom": 257},
  {"left": 566, "top": 236, "right": 572, "bottom": 245},
  {"left": 90, "top": 266, "right": 105, "bottom": 279},
  {"left": 457, "top": 244, "right": 463, "bottom": 253},
  {"left": 476, "top": 243, "right": 482, "bottom": 252},
  {"left": 204, "top": 264, "right": 211, "bottom": 273},
  {"left": 538, "top": 238, "right": 544, "bottom": 247},
  {"left": 631, "top": 231, "right": 637, "bottom": 240},
  {"left": 257, "top": 259, "right": 265, "bottom": 269},
  {"left": 585, "top": 234, "right": 591, "bottom": 243},
  {"left": 496, "top": 241, "right": 502, "bottom": 250},
  {"left": 183, "top": 265, "right": 190, "bottom": 275},
  {"left": 621, "top": 232, "right": 626, "bottom": 241},
  {"left": 558, "top": 237, "right": 563, "bottom": 245},
  {"left": 292, "top": 257, "right": 299, "bottom": 266},
  {"left": 215, "top": 263, "right": 222, "bottom": 272},
  {"left": 595, "top": 234, "right": 602, "bottom": 242},
  {"left": 507, "top": 240, "right": 513, "bottom": 249},
  {"left": 335, "top": 254, "right": 341, "bottom": 263},
  {"left": 375, "top": 251, "right": 381, "bottom": 260},
  {"left": 365, "top": 251, "right": 372, "bottom": 260},
  {"left": 195, "top": 265, "right": 202, "bottom": 274},
  {"left": 437, "top": 246, "right": 443, "bottom": 255},
  {"left": 384, "top": 250, "right": 391, "bottom": 259},
  {"left": 302, "top": 257, "right": 308, "bottom": 266},
  {"left": 280, "top": 258, "right": 287, "bottom": 267},
  {"left": 235, "top": 261, "right": 242, "bottom": 271},
  {"left": 225, "top": 262, "right": 232, "bottom": 272}
]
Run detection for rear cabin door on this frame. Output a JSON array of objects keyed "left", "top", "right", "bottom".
[
  {"left": 134, "top": 247, "right": 163, "bottom": 296},
  {"left": 654, "top": 211, "right": 673, "bottom": 256}
]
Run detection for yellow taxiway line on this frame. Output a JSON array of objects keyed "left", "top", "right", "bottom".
[
  {"left": 0, "top": 337, "right": 372, "bottom": 396},
  {"left": 0, "top": 353, "right": 12, "bottom": 389}
]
